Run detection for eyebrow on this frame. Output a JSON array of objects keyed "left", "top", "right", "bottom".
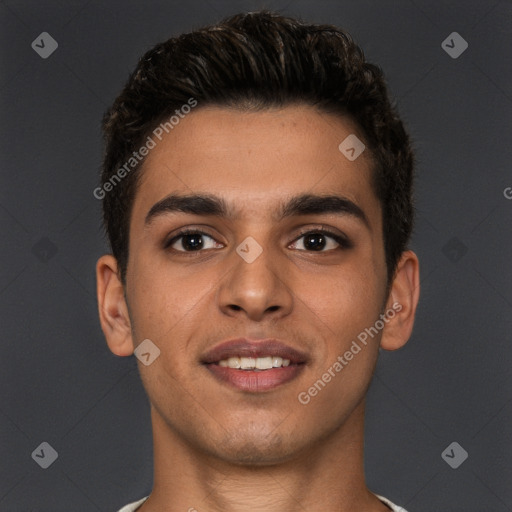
[{"left": 144, "top": 193, "right": 370, "bottom": 230}]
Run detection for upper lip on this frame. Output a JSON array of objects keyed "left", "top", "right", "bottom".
[{"left": 201, "top": 338, "right": 309, "bottom": 365}]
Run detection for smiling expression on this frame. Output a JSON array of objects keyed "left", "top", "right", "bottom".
[{"left": 118, "top": 104, "right": 390, "bottom": 464}]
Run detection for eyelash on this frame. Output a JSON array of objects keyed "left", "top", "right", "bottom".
[{"left": 163, "top": 227, "right": 352, "bottom": 254}]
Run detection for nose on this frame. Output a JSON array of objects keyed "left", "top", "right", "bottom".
[{"left": 216, "top": 240, "right": 294, "bottom": 322}]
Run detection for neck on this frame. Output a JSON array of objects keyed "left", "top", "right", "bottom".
[{"left": 138, "top": 399, "right": 389, "bottom": 512}]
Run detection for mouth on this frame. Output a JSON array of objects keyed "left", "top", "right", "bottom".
[{"left": 201, "top": 339, "right": 308, "bottom": 392}]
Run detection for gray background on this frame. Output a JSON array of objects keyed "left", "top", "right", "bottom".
[{"left": 1, "top": 0, "right": 511, "bottom": 510}]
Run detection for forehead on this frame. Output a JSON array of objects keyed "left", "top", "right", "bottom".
[{"left": 131, "top": 105, "right": 379, "bottom": 225}]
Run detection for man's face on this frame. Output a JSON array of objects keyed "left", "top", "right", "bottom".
[{"left": 124, "top": 105, "right": 388, "bottom": 464}]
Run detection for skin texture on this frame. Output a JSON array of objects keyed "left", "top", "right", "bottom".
[{"left": 96, "top": 105, "right": 420, "bottom": 512}]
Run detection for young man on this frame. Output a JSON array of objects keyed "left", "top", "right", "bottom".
[{"left": 96, "top": 10, "right": 420, "bottom": 512}]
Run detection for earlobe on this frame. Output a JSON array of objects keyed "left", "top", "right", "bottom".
[
  {"left": 380, "top": 250, "right": 420, "bottom": 351},
  {"left": 96, "top": 254, "right": 134, "bottom": 357}
]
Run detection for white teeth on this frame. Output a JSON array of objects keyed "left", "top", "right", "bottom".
[
  {"left": 272, "top": 356, "right": 283, "bottom": 367},
  {"left": 240, "top": 357, "right": 255, "bottom": 369},
  {"left": 256, "top": 356, "right": 273, "bottom": 369},
  {"left": 227, "top": 357, "right": 241, "bottom": 369},
  {"left": 217, "top": 356, "right": 292, "bottom": 370}
]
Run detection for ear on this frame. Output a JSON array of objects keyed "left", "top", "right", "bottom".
[
  {"left": 96, "top": 254, "right": 134, "bottom": 357},
  {"left": 380, "top": 250, "right": 420, "bottom": 351}
]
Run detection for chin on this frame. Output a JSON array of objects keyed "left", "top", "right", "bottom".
[{"left": 210, "top": 427, "right": 303, "bottom": 467}]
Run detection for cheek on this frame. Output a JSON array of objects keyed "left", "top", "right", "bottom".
[
  {"left": 127, "top": 257, "right": 198, "bottom": 341},
  {"left": 302, "top": 260, "right": 383, "bottom": 341},
  {"left": 294, "top": 267, "right": 383, "bottom": 422}
]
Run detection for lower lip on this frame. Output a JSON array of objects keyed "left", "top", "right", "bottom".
[{"left": 204, "top": 363, "right": 305, "bottom": 392}]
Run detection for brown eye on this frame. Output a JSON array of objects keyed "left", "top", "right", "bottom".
[
  {"left": 165, "top": 230, "right": 221, "bottom": 252},
  {"left": 290, "top": 230, "right": 351, "bottom": 252}
]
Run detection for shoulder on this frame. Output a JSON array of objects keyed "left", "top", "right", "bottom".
[
  {"left": 115, "top": 496, "right": 149, "bottom": 512},
  {"left": 375, "top": 493, "right": 409, "bottom": 512}
]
